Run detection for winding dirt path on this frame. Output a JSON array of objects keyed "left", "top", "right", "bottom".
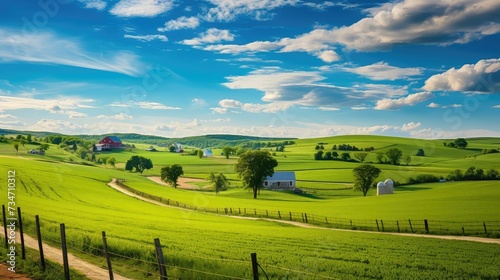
[
  {"left": 108, "top": 179, "right": 500, "bottom": 245},
  {"left": 0, "top": 264, "right": 31, "bottom": 279},
  {"left": 0, "top": 225, "right": 133, "bottom": 280},
  {"left": 146, "top": 176, "right": 205, "bottom": 190}
]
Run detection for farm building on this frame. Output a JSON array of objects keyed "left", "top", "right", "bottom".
[
  {"left": 99, "top": 136, "right": 122, "bottom": 149},
  {"left": 263, "top": 172, "right": 296, "bottom": 190},
  {"left": 203, "top": 149, "right": 213, "bottom": 157},
  {"left": 377, "top": 179, "right": 394, "bottom": 195}
]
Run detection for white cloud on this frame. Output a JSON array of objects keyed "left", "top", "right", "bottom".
[
  {"left": 423, "top": 58, "right": 500, "bottom": 93},
  {"left": 204, "top": 0, "right": 300, "bottom": 22},
  {"left": 191, "top": 98, "right": 207, "bottom": 106},
  {"left": 401, "top": 122, "right": 422, "bottom": 131},
  {"left": 124, "top": 34, "right": 168, "bottom": 42},
  {"left": 0, "top": 96, "right": 94, "bottom": 119},
  {"left": 351, "top": 106, "right": 369, "bottom": 110},
  {"left": 442, "top": 104, "right": 463, "bottom": 108},
  {"left": 343, "top": 62, "right": 423, "bottom": 80},
  {"left": 158, "top": 16, "right": 200, "bottom": 31},
  {"left": 493, "top": 105, "right": 500, "bottom": 108},
  {"left": 318, "top": 107, "right": 340, "bottom": 111},
  {"left": 78, "top": 0, "right": 107, "bottom": 10},
  {"left": 0, "top": 114, "right": 16, "bottom": 119},
  {"left": 318, "top": 50, "right": 341, "bottom": 63},
  {"left": 212, "top": 98, "right": 293, "bottom": 113},
  {"left": 0, "top": 28, "right": 144, "bottom": 76},
  {"left": 203, "top": 41, "right": 280, "bottom": 53},
  {"left": 0, "top": 120, "right": 24, "bottom": 126},
  {"left": 137, "top": 101, "right": 181, "bottom": 110},
  {"left": 427, "top": 102, "right": 441, "bottom": 108},
  {"left": 28, "top": 119, "right": 81, "bottom": 132},
  {"left": 182, "top": 28, "right": 235, "bottom": 45},
  {"left": 375, "top": 92, "right": 434, "bottom": 110},
  {"left": 110, "top": 0, "right": 174, "bottom": 17},
  {"left": 331, "top": 0, "right": 500, "bottom": 51},
  {"left": 97, "top": 113, "right": 133, "bottom": 120}
]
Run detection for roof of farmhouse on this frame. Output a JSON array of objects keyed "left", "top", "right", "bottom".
[
  {"left": 266, "top": 172, "right": 296, "bottom": 181},
  {"left": 107, "top": 136, "right": 122, "bottom": 142}
]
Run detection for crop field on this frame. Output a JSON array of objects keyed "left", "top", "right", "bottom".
[
  {"left": 0, "top": 135, "right": 499, "bottom": 279},
  {"left": 0, "top": 157, "right": 499, "bottom": 279}
]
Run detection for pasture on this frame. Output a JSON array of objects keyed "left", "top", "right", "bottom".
[
  {"left": 0, "top": 134, "right": 499, "bottom": 279},
  {"left": 0, "top": 157, "right": 499, "bottom": 279}
]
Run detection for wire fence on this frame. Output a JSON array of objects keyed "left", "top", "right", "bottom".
[{"left": 115, "top": 179, "right": 500, "bottom": 237}]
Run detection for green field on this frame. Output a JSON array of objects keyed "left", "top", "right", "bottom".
[{"left": 0, "top": 135, "right": 499, "bottom": 279}]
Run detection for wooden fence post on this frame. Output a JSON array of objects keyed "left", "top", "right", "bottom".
[
  {"left": 380, "top": 220, "right": 385, "bottom": 232},
  {"left": 154, "top": 238, "right": 168, "bottom": 280},
  {"left": 483, "top": 222, "right": 488, "bottom": 234},
  {"left": 408, "top": 219, "right": 413, "bottom": 233},
  {"left": 17, "top": 207, "right": 25, "bottom": 259},
  {"left": 375, "top": 219, "right": 380, "bottom": 232},
  {"left": 325, "top": 217, "right": 328, "bottom": 224},
  {"left": 251, "top": 253, "right": 259, "bottom": 280},
  {"left": 424, "top": 219, "right": 429, "bottom": 233},
  {"left": 266, "top": 210, "right": 268, "bottom": 218},
  {"left": 102, "top": 231, "right": 113, "bottom": 280},
  {"left": 462, "top": 227, "right": 465, "bottom": 235},
  {"left": 304, "top": 213, "right": 308, "bottom": 223},
  {"left": 35, "top": 215, "right": 45, "bottom": 271},
  {"left": 278, "top": 211, "right": 281, "bottom": 220},
  {"left": 2, "top": 205, "right": 7, "bottom": 248},
  {"left": 289, "top": 212, "right": 292, "bottom": 221},
  {"left": 396, "top": 220, "right": 400, "bottom": 233},
  {"left": 60, "top": 223, "right": 70, "bottom": 280}
]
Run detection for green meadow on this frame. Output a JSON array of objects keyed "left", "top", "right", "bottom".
[{"left": 0, "top": 134, "right": 499, "bottom": 279}]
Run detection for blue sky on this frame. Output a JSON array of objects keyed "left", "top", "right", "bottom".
[{"left": 0, "top": 0, "right": 499, "bottom": 138}]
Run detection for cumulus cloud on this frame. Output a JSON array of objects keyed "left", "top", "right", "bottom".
[
  {"left": 0, "top": 114, "right": 16, "bottom": 118},
  {"left": 124, "top": 34, "right": 168, "bottom": 42},
  {"left": 375, "top": 92, "right": 434, "bottom": 110},
  {"left": 200, "top": 0, "right": 500, "bottom": 61},
  {"left": 343, "top": 62, "right": 423, "bottom": 80},
  {"left": 211, "top": 98, "right": 293, "bottom": 113},
  {"left": 0, "top": 95, "right": 94, "bottom": 119},
  {"left": 110, "top": 0, "right": 174, "bottom": 17},
  {"left": 158, "top": 16, "right": 200, "bottom": 31},
  {"left": 493, "top": 105, "right": 500, "bottom": 108},
  {"left": 97, "top": 113, "right": 133, "bottom": 120},
  {"left": 0, "top": 28, "right": 144, "bottom": 76},
  {"left": 318, "top": 50, "right": 341, "bottom": 63},
  {"left": 204, "top": 0, "right": 300, "bottom": 22},
  {"left": 423, "top": 58, "right": 500, "bottom": 93},
  {"left": 427, "top": 102, "right": 441, "bottom": 108},
  {"left": 182, "top": 28, "right": 235, "bottom": 45},
  {"left": 203, "top": 41, "right": 280, "bottom": 53},
  {"left": 401, "top": 121, "right": 422, "bottom": 131},
  {"left": 0, "top": 120, "right": 24, "bottom": 126},
  {"left": 78, "top": 0, "right": 107, "bottom": 10},
  {"left": 137, "top": 101, "right": 181, "bottom": 110}
]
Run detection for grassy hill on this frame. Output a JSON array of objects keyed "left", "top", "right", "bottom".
[{"left": 0, "top": 156, "right": 499, "bottom": 279}]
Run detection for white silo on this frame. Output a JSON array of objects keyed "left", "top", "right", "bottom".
[
  {"left": 377, "top": 181, "right": 386, "bottom": 195},
  {"left": 384, "top": 179, "right": 394, "bottom": 194}
]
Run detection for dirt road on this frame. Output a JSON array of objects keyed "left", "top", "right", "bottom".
[
  {"left": 109, "top": 178, "right": 500, "bottom": 245},
  {"left": 0, "top": 225, "right": 133, "bottom": 280}
]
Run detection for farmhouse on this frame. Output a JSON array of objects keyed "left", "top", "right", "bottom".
[
  {"left": 203, "top": 149, "right": 213, "bottom": 157},
  {"left": 99, "top": 136, "right": 122, "bottom": 149},
  {"left": 263, "top": 172, "right": 296, "bottom": 190}
]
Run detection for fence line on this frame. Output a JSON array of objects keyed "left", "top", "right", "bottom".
[
  {"left": 3, "top": 206, "right": 344, "bottom": 280},
  {"left": 114, "top": 180, "right": 500, "bottom": 237}
]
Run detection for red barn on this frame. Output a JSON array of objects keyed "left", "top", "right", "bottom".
[{"left": 99, "top": 136, "right": 122, "bottom": 148}]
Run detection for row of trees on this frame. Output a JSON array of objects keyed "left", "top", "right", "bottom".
[{"left": 443, "top": 138, "right": 468, "bottom": 148}]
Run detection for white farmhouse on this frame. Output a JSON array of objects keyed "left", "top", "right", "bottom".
[{"left": 263, "top": 172, "right": 296, "bottom": 190}]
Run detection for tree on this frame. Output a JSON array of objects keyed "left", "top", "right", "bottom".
[
  {"left": 235, "top": 150, "right": 278, "bottom": 199},
  {"left": 352, "top": 164, "right": 381, "bottom": 196},
  {"left": 236, "top": 147, "right": 248, "bottom": 156},
  {"left": 416, "top": 149, "right": 425, "bottom": 156},
  {"left": 222, "top": 146, "right": 233, "bottom": 159},
  {"left": 454, "top": 138, "right": 468, "bottom": 149},
  {"left": 332, "top": 151, "right": 339, "bottom": 158},
  {"left": 207, "top": 172, "right": 230, "bottom": 194},
  {"left": 106, "top": 157, "right": 116, "bottom": 167},
  {"left": 324, "top": 151, "right": 332, "bottom": 160},
  {"left": 314, "top": 150, "right": 324, "bottom": 160},
  {"left": 447, "top": 169, "right": 464, "bottom": 181},
  {"left": 169, "top": 146, "right": 176, "bottom": 152},
  {"left": 197, "top": 150, "right": 204, "bottom": 158},
  {"left": 39, "top": 144, "right": 49, "bottom": 151},
  {"left": 13, "top": 143, "right": 19, "bottom": 155},
  {"left": 125, "top": 155, "right": 153, "bottom": 173},
  {"left": 76, "top": 147, "right": 88, "bottom": 159},
  {"left": 340, "top": 152, "right": 351, "bottom": 161},
  {"left": 353, "top": 152, "right": 368, "bottom": 163},
  {"left": 27, "top": 134, "right": 32, "bottom": 143},
  {"left": 161, "top": 164, "right": 184, "bottom": 188},
  {"left": 376, "top": 153, "right": 385, "bottom": 164},
  {"left": 485, "top": 169, "right": 499, "bottom": 180},
  {"left": 403, "top": 154, "right": 412, "bottom": 166},
  {"left": 72, "top": 143, "right": 77, "bottom": 152},
  {"left": 385, "top": 148, "right": 402, "bottom": 165}
]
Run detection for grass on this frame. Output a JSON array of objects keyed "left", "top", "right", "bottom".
[{"left": 0, "top": 134, "right": 499, "bottom": 279}]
